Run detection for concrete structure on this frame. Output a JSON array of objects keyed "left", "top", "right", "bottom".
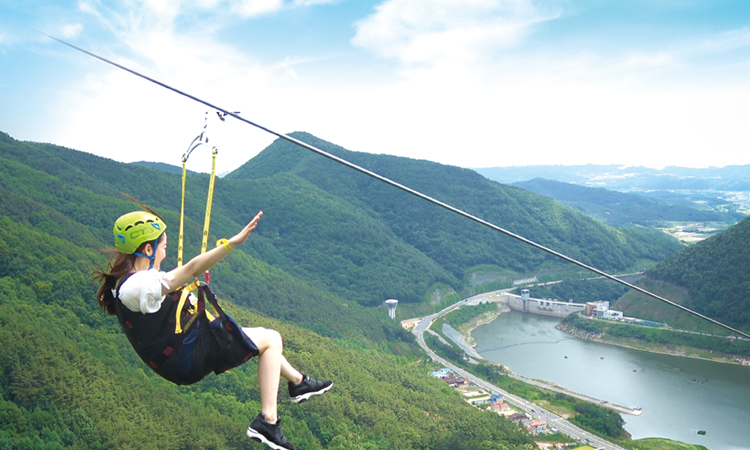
[
  {"left": 506, "top": 290, "right": 586, "bottom": 318},
  {"left": 385, "top": 299, "right": 398, "bottom": 319}
]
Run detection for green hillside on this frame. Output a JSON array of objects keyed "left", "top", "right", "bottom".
[
  {"left": 619, "top": 215, "right": 750, "bottom": 332},
  {"left": 0, "top": 129, "right": 715, "bottom": 449},
  {"left": 227, "top": 132, "right": 683, "bottom": 305},
  {"left": 0, "top": 131, "right": 536, "bottom": 449},
  {"left": 0, "top": 132, "right": 399, "bottom": 343}
]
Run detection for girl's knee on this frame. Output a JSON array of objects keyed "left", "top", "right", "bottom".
[
  {"left": 268, "top": 329, "right": 282, "bottom": 349},
  {"left": 246, "top": 327, "right": 283, "bottom": 353}
]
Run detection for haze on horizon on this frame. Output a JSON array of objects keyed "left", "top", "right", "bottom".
[{"left": 2, "top": 0, "right": 750, "bottom": 174}]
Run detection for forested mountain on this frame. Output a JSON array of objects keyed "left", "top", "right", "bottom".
[
  {"left": 0, "top": 130, "right": 536, "bottom": 449},
  {"left": 0, "top": 129, "right": 693, "bottom": 449},
  {"left": 513, "top": 178, "right": 743, "bottom": 227},
  {"left": 227, "top": 132, "right": 683, "bottom": 306},
  {"left": 625, "top": 215, "right": 750, "bottom": 331}
]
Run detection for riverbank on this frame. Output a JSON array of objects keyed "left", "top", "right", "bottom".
[{"left": 558, "top": 321, "right": 750, "bottom": 367}]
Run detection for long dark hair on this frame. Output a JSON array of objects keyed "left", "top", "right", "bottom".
[{"left": 94, "top": 195, "right": 166, "bottom": 315}]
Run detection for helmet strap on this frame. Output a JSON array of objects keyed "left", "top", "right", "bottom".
[{"left": 133, "top": 238, "right": 160, "bottom": 270}]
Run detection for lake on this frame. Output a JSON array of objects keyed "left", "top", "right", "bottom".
[{"left": 472, "top": 311, "right": 750, "bottom": 450}]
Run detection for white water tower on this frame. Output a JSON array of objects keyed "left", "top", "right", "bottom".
[
  {"left": 521, "top": 289, "right": 530, "bottom": 300},
  {"left": 385, "top": 299, "right": 398, "bottom": 320}
]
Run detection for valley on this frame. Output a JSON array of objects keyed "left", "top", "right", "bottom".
[{"left": 1, "top": 130, "right": 748, "bottom": 449}]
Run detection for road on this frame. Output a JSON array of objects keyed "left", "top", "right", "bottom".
[{"left": 413, "top": 292, "right": 629, "bottom": 450}]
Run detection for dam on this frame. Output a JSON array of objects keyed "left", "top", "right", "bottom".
[{"left": 504, "top": 289, "right": 585, "bottom": 318}]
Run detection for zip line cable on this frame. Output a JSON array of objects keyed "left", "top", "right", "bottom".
[{"left": 40, "top": 32, "right": 750, "bottom": 340}]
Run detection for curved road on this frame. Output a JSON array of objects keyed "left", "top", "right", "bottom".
[{"left": 414, "top": 292, "right": 629, "bottom": 450}]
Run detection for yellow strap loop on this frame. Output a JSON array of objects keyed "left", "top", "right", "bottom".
[
  {"left": 174, "top": 281, "right": 201, "bottom": 334},
  {"left": 177, "top": 160, "right": 187, "bottom": 267},
  {"left": 200, "top": 148, "right": 218, "bottom": 255}
]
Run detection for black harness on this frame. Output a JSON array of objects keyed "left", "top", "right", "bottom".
[{"left": 114, "top": 275, "right": 259, "bottom": 385}]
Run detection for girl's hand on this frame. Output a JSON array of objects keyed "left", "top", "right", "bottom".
[{"left": 228, "top": 211, "right": 263, "bottom": 249}]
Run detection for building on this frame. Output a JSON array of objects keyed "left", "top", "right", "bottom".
[
  {"left": 509, "top": 413, "right": 532, "bottom": 427},
  {"left": 441, "top": 375, "right": 470, "bottom": 387},
  {"left": 490, "top": 401, "right": 510, "bottom": 413},
  {"left": 528, "top": 420, "right": 547, "bottom": 434},
  {"left": 585, "top": 300, "right": 610, "bottom": 316},
  {"left": 585, "top": 300, "right": 625, "bottom": 320},
  {"left": 430, "top": 368, "right": 452, "bottom": 378},
  {"left": 599, "top": 309, "right": 624, "bottom": 320}
]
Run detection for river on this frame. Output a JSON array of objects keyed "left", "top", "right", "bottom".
[{"left": 472, "top": 311, "right": 750, "bottom": 450}]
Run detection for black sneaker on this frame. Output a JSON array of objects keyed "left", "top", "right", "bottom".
[
  {"left": 246, "top": 413, "right": 295, "bottom": 450},
  {"left": 288, "top": 374, "right": 333, "bottom": 404}
]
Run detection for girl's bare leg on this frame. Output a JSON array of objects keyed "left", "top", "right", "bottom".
[{"left": 242, "top": 327, "right": 304, "bottom": 423}]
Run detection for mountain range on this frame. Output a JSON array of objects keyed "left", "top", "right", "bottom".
[
  {"left": 223, "top": 132, "right": 683, "bottom": 306},
  {"left": 476, "top": 163, "right": 750, "bottom": 191},
  {"left": 513, "top": 178, "right": 744, "bottom": 228},
  {"left": 0, "top": 130, "right": 540, "bottom": 449},
  {"left": 0, "top": 129, "right": 730, "bottom": 449}
]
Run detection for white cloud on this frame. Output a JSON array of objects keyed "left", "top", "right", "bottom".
[
  {"left": 55, "top": 0, "right": 300, "bottom": 171},
  {"left": 695, "top": 27, "right": 750, "bottom": 53},
  {"left": 231, "top": 0, "right": 285, "bottom": 17},
  {"left": 619, "top": 52, "right": 675, "bottom": 69},
  {"left": 139, "top": 0, "right": 182, "bottom": 17},
  {"left": 37, "top": 0, "right": 750, "bottom": 173},
  {"left": 352, "top": 0, "right": 558, "bottom": 67},
  {"left": 61, "top": 23, "right": 84, "bottom": 38},
  {"left": 292, "top": 0, "right": 339, "bottom": 6}
]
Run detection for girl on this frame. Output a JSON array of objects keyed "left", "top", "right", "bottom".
[{"left": 95, "top": 207, "right": 331, "bottom": 450}]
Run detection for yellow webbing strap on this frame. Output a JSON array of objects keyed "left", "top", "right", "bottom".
[
  {"left": 174, "top": 281, "right": 201, "bottom": 334},
  {"left": 177, "top": 159, "right": 187, "bottom": 267},
  {"left": 200, "top": 148, "right": 218, "bottom": 255}
]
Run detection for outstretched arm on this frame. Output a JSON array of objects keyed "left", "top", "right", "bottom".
[{"left": 164, "top": 211, "right": 263, "bottom": 293}]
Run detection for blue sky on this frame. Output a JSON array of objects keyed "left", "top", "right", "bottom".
[{"left": 2, "top": 0, "right": 750, "bottom": 173}]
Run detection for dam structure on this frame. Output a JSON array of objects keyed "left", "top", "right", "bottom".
[{"left": 505, "top": 289, "right": 586, "bottom": 318}]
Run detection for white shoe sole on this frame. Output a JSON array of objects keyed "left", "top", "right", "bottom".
[
  {"left": 291, "top": 382, "right": 333, "bottom": 404},
  {"left": 247, "top": 427, "right": 291, "bottom": 450}
]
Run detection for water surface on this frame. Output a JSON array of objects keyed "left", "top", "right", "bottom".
[{"left": 472, "top": 311, "right": 750, "bottom": 450}]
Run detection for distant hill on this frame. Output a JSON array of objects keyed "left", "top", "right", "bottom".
[
  {"left": 227, "top": 132, "right": 683, "bottom": 305},
  {"left": 131, "top": 160, "right": 196, "bottom": 174},
  {"left": 615, "top": 216, "right": 750, "bottom": 333},
  {"left": 513, "top": 178, "right": 744, "bottom": 227},
  {"left": 477, "top": 164, "right": 750, "bottom": 191}
]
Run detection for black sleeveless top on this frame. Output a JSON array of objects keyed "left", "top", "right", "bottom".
[{"left": 114, "top": 274, "right": 259, "bottom": 385}]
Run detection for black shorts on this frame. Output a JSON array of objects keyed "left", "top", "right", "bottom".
[{"left": 176, "top": 312, "right": 260, "bottom": 385}]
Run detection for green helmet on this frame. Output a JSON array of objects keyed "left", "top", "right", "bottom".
[{"left": 113, "top": 211, "right": 167, "bottom": 254}]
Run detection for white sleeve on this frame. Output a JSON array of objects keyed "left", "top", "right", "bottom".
[{"left": 119, "top": 269, "right": 175, "bottom": 314}]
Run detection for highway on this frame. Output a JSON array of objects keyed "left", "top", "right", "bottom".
[{"left": 413, "top": 293, "right": 629, "bottom": 450}]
